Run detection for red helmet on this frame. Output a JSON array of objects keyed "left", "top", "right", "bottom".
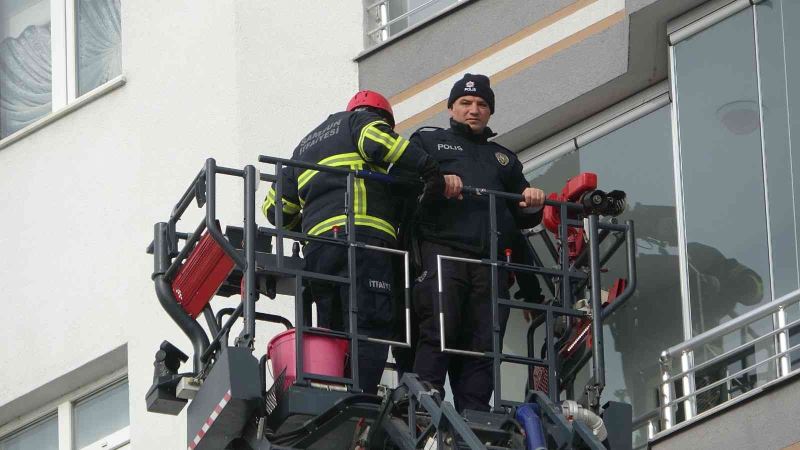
[{"left": 347, "top": 90, "right": 394, "bottom": 124}]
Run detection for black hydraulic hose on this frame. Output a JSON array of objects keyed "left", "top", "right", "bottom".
[{"left": 154, "top": 275, "right": 210, "bottom": 374}]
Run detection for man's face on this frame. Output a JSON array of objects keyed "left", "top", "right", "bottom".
[{"left": 449, "top": 95, "right": 491, "bottom": 133}]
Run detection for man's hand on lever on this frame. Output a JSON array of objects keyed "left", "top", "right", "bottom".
[
  {"left": 519, "top": 187, "right": 545, "bottom": 209},
  {"left": 444, "top": 174, "right": 463, "bottom": 200}
]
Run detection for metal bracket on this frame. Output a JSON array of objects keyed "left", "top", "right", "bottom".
[{"left": 176, "top": 377, "right": 202, "bottom": 400}]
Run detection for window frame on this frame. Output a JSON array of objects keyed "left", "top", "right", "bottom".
[
  {"left": 0, "top": 370, "right": 129, "bottom": 450},
  {"left": 0, "top": 0, "right": 125, "bottom": 149},
  {"left": 0, "top": 412, "right": 59, "bottom": 450}
]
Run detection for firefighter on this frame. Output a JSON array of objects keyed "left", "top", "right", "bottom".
[
  {"left": 409, "top": 74, "right": 545, "bottom": 412},
  {"left": 262, "top": 90, "right": 451, "bottom": 395}
]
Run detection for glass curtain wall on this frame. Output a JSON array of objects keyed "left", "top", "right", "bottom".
[
  {"left": 672, "top": 8, "right": 770, "bottom": 339},
  {"left": 668, "top": 1, "right": 800, "bottom": 411},
  {"left": 524, "top": 105, "right": 679, "bottom": 447},
  {"left": 753, "top": 0, "right": 800, "bottom": 373},
  {"left": 671, "top": 8, "right": 775, "bottom": 408},
  {"left": 517, "top": 0, "right": 800, "bottom": 439}
]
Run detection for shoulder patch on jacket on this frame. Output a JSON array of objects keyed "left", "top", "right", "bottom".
[{"left": 495, "top": 152, "right": 510, "bottom": 166}]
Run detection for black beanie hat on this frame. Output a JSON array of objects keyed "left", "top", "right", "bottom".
[{"left": 447, "top": 73, "right": 495, "bottom": 114}]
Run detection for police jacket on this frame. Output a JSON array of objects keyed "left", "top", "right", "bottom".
[
  {"left": 411, "top": 119, "right": 534, "bottom": 256},
  {"left": 262, "top": 110, "right": 431, "bottom": 243}
]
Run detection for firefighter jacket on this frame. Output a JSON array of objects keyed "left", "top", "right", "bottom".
[
  {"left": 262, "top": 110, "right": 431, "bottom": 243},
  {"left": 411, "top": 119, "right": 534, "bottom": 256}
]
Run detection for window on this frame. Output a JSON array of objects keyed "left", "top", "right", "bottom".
[
  {"left": 669, "top": 0, "right": 800, "bottom": 398},
  {"left": 0, "top": 378, "right": 129, "bottom": 450},
  {"left": 76, "top": 0, "right": 121, "bottom": 97},
  {"left": 0, "top": 0, "right": 121, "bottom": 140},
  {"left": 365, "top": 0, "right": 466, "bottom": 46},
  {"left": 672, "top": 8, "right": 771, "bottom": 339},
  {"left": 0, "top": 415, "right": 58, "bottom": 450},
  {"left": 524, "top": 104, "right": 678, "bottom": 449},
  {"left": 753, "top": 0, "right": 800, "bottom": 376},
  {"left": 73, "top": 381, "right": 129, "bottom": 450},
  {"left": 0, "top": 0, "right": 52, "bottom": 137}
]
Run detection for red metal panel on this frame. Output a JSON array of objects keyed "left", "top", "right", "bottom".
[
  {"left": 172, "top": 232, "right": 235, "bottom": 318},
  {"left": 562, "top": 172, "right": 597, "bottom": 202}
]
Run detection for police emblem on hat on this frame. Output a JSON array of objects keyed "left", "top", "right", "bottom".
[
  {"left": 495, "top": 152, "right": 509, "bottom": 166},
  {"left": 466, "top": 81, "right": 475, "bottom": 88}
]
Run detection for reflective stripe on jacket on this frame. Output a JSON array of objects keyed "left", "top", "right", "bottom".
[{"left": 263, "top": 110, "right": 429, "bottom": 242}]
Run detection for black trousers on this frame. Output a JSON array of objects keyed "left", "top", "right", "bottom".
[
  {"left": 412, "top": 241, "right": 510, "bottom": 412},
  {"left": 304, "top": 237, "right": 395, "bottom": 394}
]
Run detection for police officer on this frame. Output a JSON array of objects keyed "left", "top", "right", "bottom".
[
  {"left": 262, "top": 90, "right": 454, "bottom": 395},
  {"left": 410, "top": 74, "right": 545, "bottom": 411}
]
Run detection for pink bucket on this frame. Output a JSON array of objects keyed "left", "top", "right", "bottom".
[{"left": 267, "top": 329, "right": 349, "bottom": 389}]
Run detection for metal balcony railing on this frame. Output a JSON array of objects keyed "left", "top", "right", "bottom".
[
  {"left": 365, "top": 0, "right": 469, "bottom": 46},
  {"left": 654, "top": 288, "right": 800, "bottom": 438}
]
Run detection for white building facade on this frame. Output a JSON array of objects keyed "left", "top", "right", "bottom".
[
  {"left": 2, "top": 0, "right": 800, "bottom": 449},
  {"left": 0, "top": 1, "right": 361, "bottom": 449}
]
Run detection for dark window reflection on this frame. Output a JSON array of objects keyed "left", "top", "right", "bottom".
[
  {"left": 754, "top": 0, "right": 799, "bottom": 298},
  {"left": 525, "top": 106, "right": 679, "bottom": 434},
  {"left": 673, "top": 8, "right": 772, "bottom": 342}
]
